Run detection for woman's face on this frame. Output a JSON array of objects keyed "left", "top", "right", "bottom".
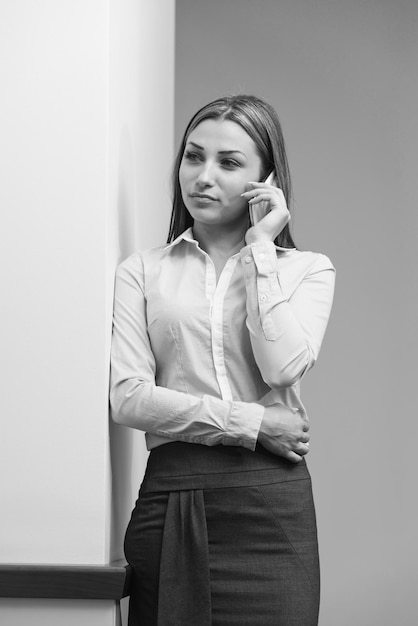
[{"left": 179, "top": 119, "right": 263, "bottom": 229}]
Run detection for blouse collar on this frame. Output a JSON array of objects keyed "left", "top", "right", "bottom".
[{"left": 164, "top": 227, "right": 295, "bottom": 252}]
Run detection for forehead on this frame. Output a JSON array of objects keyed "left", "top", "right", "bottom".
[{"left": 187, "top": 119, "right": 258, "bottom": 155}]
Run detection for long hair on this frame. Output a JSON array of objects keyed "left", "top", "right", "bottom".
[{"left": 167, "top": 95, "right": 296, "bottom": 248}]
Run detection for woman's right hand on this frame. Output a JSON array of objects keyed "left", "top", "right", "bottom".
[{"left": 258, "top": 404, "right": 310, "bottom": 463}]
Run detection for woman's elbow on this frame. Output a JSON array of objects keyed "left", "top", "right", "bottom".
[
  {"left": 262, "top": 350, "right": 315, "bottom": 389},
  {"left": 109, "top": 391, "right": 126, "bottom": 425},
  {"left": 109, "top": 382, "right": 135, "bottom": 426},
  {"left": 263, "top": 370, "right": 302, "bottom": 389},
  {"left": 109, "top": 377, "right": 150, "bottom": 428}
]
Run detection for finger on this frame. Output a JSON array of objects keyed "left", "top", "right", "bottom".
[
  {"left": 247, "top": 181, "right": 283, "bottom": 190},
  {"left": 241, "top": 189, "right": 274, "bottom": 200},
  {"left": 295, "top": 442, "right": 310, "bottom": 456},
  {"left": 286, "top": 451, "right": 304, "bottom": 463},
  {"left": 242, "top": 186, "right": 284, "bottom": 198},
  {"left": 248, "top": 193, "right": 275, "bottom": 205},
  {"left": 247, "top": 183, "right": 286, "bottom": 202}
]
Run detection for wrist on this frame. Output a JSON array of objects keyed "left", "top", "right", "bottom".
[{"left": 245, "top": 231, "right": 273, "bottom": 245}]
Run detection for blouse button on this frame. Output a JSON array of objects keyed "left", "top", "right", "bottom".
[
  {"left": 245, "top": 256, "right": 252, "bottom": 264},
  {"left": 260, "top": 294, "right": 268, "bottom": 302}
]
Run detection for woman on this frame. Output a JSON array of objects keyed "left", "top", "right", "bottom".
[{"left": 110, "top": 95, "right": 335, "bottom": 625}]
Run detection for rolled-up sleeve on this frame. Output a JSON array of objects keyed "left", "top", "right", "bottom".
[{"left": 240, "top": 242, "right": 335, "bottom": 389}]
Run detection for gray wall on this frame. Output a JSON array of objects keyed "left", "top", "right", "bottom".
[{"left": 175, "top": 1, "right": 417, "bottom": 624}]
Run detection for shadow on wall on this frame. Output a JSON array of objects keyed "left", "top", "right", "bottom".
[
  {"left": 110, "top": 420, "right": 134, "bottom": 561},
  {"left": 117, "top": 127, "right": 136, "bottom": 264},
  {"left": 109, "top": 128, "right": 136, "bottom": 562}
]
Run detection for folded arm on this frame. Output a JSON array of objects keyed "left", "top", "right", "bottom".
[{"left": 109, "top": 255, "right": 264, "bottom": 450}]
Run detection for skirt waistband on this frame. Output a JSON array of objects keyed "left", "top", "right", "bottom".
[{"left": 141, "top": 441, "right": 309, "bottom": 493}]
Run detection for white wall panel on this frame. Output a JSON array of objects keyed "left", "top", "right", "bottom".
[{"left": 0, "top": 0, "right": 174, "bottom": 623}]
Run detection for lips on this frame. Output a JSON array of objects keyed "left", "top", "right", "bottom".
[{"left": 190, "top": 192, "right": 217, "bottom": 201}]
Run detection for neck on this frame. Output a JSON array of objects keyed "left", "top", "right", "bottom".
[{"left": 193, "top": 221, "right": 247, "bottom": 258}]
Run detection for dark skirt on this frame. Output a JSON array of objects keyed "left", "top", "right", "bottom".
[{"left": 124, "top": 442, "right": 320, "bottom": 626}]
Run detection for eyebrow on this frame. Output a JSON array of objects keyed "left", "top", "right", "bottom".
[{"left": 186, "top": 141, "right": 247, "bottom": 157}]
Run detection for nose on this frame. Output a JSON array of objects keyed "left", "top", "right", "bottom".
[{"left": 195, "top": 162, "right": 215, "bottom": 188}]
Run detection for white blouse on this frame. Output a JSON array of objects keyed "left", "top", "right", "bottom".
[{"left": 110, "top": 228, "right": 335, "bottom": 451}]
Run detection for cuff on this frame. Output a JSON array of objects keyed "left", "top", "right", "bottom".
[
  {"left": 240, "top": 241, "right": 287, "bottom": 341},
  {"left": 222, "top": 402, "right": 265, "bottom": 451},
  {"left": 240, "top": 240, "right": 278, "bottom": 275}
]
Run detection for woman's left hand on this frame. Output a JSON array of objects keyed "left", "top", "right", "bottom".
[{"left": 242, "top": 181, "right": 290, "bottom": 244}]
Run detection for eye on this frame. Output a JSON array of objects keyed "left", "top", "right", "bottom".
[
  {"left": 220, "top": 158, "right": 241, "bottom": 170},
  {"left": 183, "top": 150, "right": 203, "bottom": 163}
]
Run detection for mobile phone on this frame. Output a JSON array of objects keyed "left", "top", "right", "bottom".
[{"left": 248, "top": 171, "right": 276, "bottom": 226}]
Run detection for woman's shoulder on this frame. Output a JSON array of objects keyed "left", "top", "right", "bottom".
[
  {"left": 277, "top": 247, "right": 335, "bottom": 273},
  {"left": 275, "top": 249, "right": 335, "bottom": 296},
  {"left": 114, "top": 245, "right": 157, "bottom": 279},
  {"left": 117, "top": 242, "right": 170, "bottom": 268},
  {"left": 116, "top": 242, "right": 178, "bottom": 284}
]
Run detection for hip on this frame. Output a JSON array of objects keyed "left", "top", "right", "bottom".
[{"left": 140, "top": 440, "right": 311, "bottom": 493}]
